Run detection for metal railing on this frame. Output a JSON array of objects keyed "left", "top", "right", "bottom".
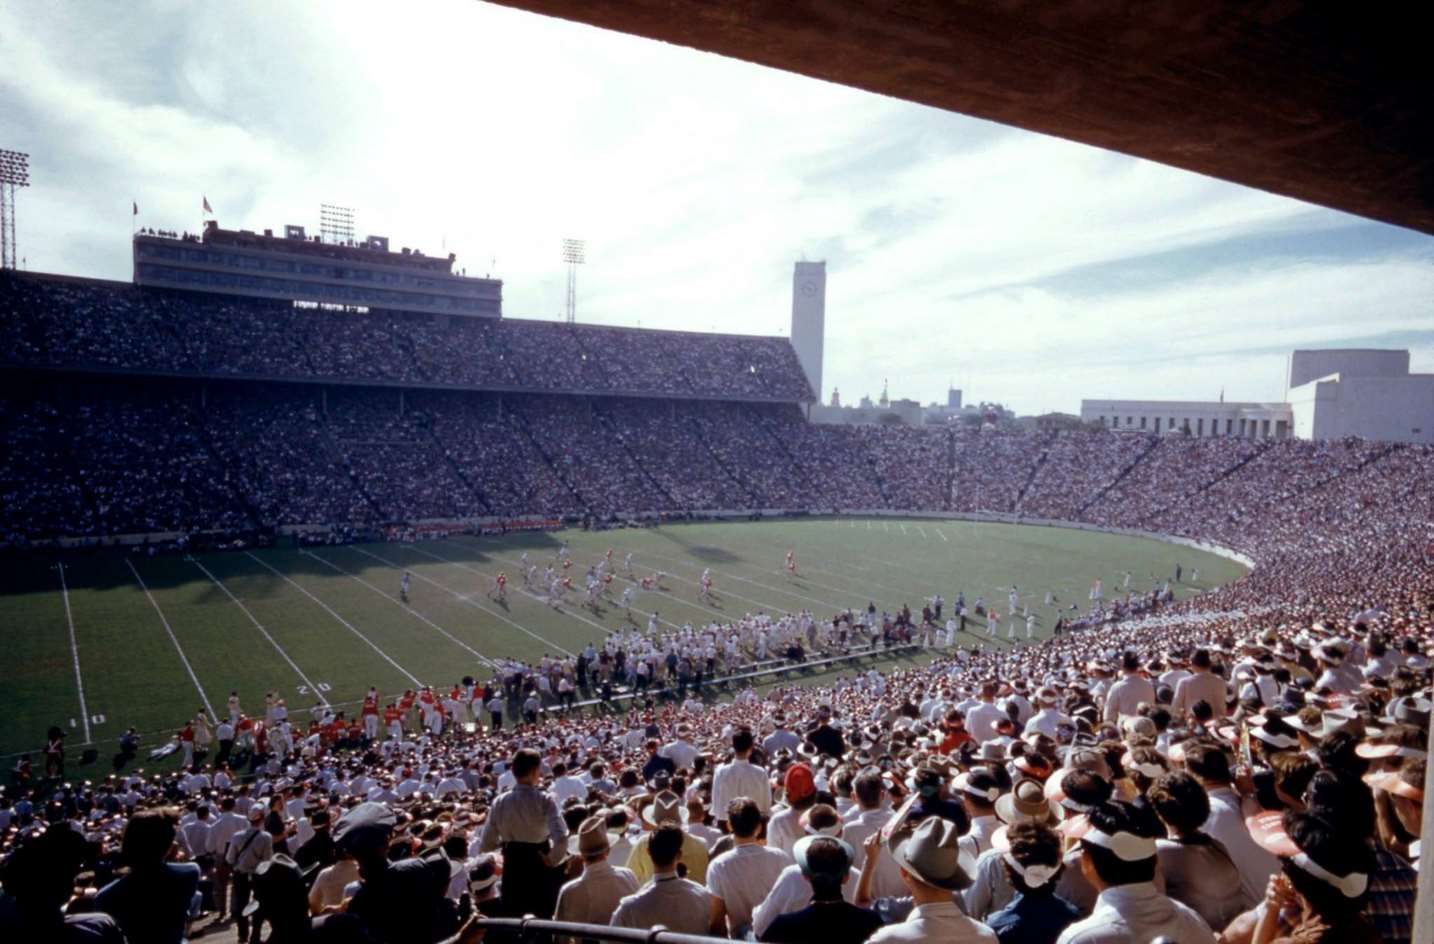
[{"left": 474, "top": 917, "right": 728, "bottom": 943}]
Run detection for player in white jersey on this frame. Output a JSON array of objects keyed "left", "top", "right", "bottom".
[
  {"left": 1122, "top": 570, "right": 1132, "bottom": 589},
  {"left": 699, "top": 569, "right": 714, "bottom": 603},
  {"left": 785, "top": 549, "right": 798, "bottom": 576},
  {"left": 400, "top": 570, "right": 411, "bottom": 603},
  {"left": 1026, "top": 613, "right": 1036, "bottom": 639},
  {"left": 1191, "top": 567, "right": 1200, "bottom": 583},
  {"left": 557, "top": 540, "right": 569, "bottom": 559},
  {"left": 520, "top": 551, "right": 530, "bottom": 570},
  {"left": 647, "top": 612, "right": 658, "bottom": 635},
  {"left": 1089, "top": 578, "right": 1103, "bottom": 602},
  {"left": 624, "top": 552, "right": 634, "bottom": 576},
  {"left": 621, "top": 585, "right": 635, "bottom": 619},
  {"left": 1008, "top": 587, "right": 1019, "bottom": 614}
]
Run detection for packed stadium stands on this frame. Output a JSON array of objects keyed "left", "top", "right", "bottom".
[{"left": 3, "top": 270, "right": 1433, "bottom": 944}]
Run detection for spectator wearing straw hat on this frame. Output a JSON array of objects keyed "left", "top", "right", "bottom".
[
  {"left": 869, "top": 816, "right": 993, "bottom": 943},
  {"left": 1251, "top": 811, "right": 1379, "bottom": 944},
  {"left": 626, "top": 790, "right": 709, "bottom": 885},
  {"left": 554, "top": 815, "right": 639, "bottom": 933}
]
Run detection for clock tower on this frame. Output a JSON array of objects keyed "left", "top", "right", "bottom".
[{"left": 790, "top": 260, "right": 825, "bottom": 403}]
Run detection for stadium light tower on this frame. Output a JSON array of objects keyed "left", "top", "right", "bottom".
[
  {"left": 320, "top": 203, "right": 355, "bottom": 245},
  {"left": 0, "top": 149, "right": 30, "bottom": 271},
  {"left": 562, "top": 238, "right": 585, "bottom": 324}
]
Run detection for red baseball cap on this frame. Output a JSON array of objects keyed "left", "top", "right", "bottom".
[{"left": 785, "top": 763, "right": 816, "bottom": 802}]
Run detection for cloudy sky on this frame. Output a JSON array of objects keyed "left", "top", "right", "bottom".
[{"left": 3, "top": 0, "right": 1432, "bottom": 414}]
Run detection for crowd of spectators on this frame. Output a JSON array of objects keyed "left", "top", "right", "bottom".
[
  {"left": 0, "top": 272, "right": 813, "bottom": 401},
  {"left": 4, "top": 274, "right": 1434, "bottom": 943}
]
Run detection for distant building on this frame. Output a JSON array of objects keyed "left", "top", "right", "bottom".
[
  {"left": 1079, "top": 348, "right": 1432, "bottom": 444},
  {"left": 1287, "top": 349, "right": 1433, "bottom": 443},
  {"left": 947, "top": 387, "right": 963, "bottom": 410},
  {"left": 1081, "top": 399, "right": 1291, "bottom": 439},
  {"left": 790, "top": 261, "right": 826, "bottom": 402}
]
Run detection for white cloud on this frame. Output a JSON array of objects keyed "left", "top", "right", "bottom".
[{"left": 1, "top": 0, "right": 1431, "bottom": 414}]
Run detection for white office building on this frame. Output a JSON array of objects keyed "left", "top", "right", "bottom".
[{"left": 1080, "top": 348, "right": 1433, "bottom": 444}]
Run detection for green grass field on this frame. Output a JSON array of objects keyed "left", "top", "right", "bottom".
[{"left": 0, "top": 517, "right": 1246, "bottom": 763}]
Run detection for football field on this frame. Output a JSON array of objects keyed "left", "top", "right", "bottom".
[{"left": 0, "top": 517, "right": 1247, "bottom": 764}]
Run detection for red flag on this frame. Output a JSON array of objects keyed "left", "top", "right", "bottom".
[{"left": 202, "top": 195, "right": 212, "bottom": 214}]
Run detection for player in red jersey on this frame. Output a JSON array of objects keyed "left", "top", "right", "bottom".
[
  {"left": 383, "top": 703, "right": 402, "bottom": 740},
  {"left": 361, "top": 687, "right": 380, "bottom": 740},
  {"left": 491, "top": 571, "right": 507, "bottom": 603}
]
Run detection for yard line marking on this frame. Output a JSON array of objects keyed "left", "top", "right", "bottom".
[
  {"left": 935, "top": 527, "right": 949, "bottom": 542},
  {"left": 243, "top": 552, "right": 421, "bottom": 687},
  {"left": 57, "top": 563, "right": 91, "bottom": 743},
  {"left": 302, "top": 550, "right": 496, "bottom": 669},
  {"left": 915, "top": 524, "right": 928, "bottom": 538},
  {"left": 127, "top": 559, "right": 217, "bottom": 721},
  {"left": 400, "top": 543, "right": 611, "bottom": 642},
  {"left": 354, "top": 545, "right": 575, "bottom": 655},
  {"left": 883, "top": 521, "right": 890, "bottom": 533},
  {"left": 193, "top": 558, "right": 333, "bottom": 705},
  {"left": 865, "top": 520, "right": 871, "bottom": 530},
  {"left": 900, "top": 523, "right": 908, "bottom": 535}
]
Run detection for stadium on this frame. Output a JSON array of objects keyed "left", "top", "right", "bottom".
[{"left": 1, "top": 4, "right": 1432, "bottom": 944}]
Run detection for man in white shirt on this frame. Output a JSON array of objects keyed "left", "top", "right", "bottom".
[
  {"left": 550, "top": 762, "right": 587, "bottom": 806},
  {"left": 662, "top": 724, "right": 700, "bottom": 771},
  {"left": 1024, "top": 688, "right": 1069, "bottom": 739},
  {"left": 1181, "top": 742, "right": 1279, "bottom": 905},
  {"left": 1056, "top": 801, "right": 1214, "bottom": 943},
  {"left": 965, "top": 682, "right": 1006, "bottom": 745},
  {"left": 1102, "top": 651, "right": 1156, "bottom": 723},
  {"left": 842, "top": 769, "right": 906, "bottom": 899},
  {"left": 711, "top": 729, "right": 770, "bottom": 826},
  {"left": 706, "top": 797, "right": 793, "bottom": 936},
  {"left": 1170, "top": 649, "right": 1228, "bottom": 722}
]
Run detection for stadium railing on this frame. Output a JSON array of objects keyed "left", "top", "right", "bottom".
[
  {"left": 540, "top": 642, "right": 925, "bottom": 716},
  {"left": 473, "top": 916, "right": 729, "bottom": 943}
]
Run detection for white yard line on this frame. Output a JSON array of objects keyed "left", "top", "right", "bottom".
[
  {"left": 354, "top": 545, "right": 575, "bottom": 655},
  {"left": 900, "top": 522, "right": 908, "bottom": 535},
  {"left": 243, "top": 552, "right": 421, "bottom": 687},
  {"left": 303, "top": 550, "right": 496, "bottom": 669},
  {"left": 935, "top": 527, "right": 949, "bottom": 542},
  {"left": 193, "top": 558, "right": 333, "bottom": 705},
  {"left": 127, "top": 559, "right": 218, "bottom": 720},
  {"left": 56, "top": 563, "right": 91, "bottom": 743},
  {"left": 866, "top": 520, "right": 871, "bottom": 530},
  {"left": 915, "top": 524, "right": 928, "bottom": 539}
]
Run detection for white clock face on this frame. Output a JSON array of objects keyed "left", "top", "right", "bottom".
[{"left": 801, "top": 281, "right": 817, "bottom": 297}]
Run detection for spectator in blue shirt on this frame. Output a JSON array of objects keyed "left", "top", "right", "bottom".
[
  {"left": 96, "top": 807, "right": 200, "bottom": 944},
  {"left": 985, "top": 822, "right": 1079, "bottom": 944}
]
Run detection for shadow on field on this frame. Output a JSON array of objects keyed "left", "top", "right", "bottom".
[{"left": 651, "top": 529, "right": 743, "bottom": 563}]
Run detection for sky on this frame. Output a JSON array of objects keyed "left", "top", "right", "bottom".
[{"left": 2, "top": 0, "right": 1432, "bottom": 415}]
